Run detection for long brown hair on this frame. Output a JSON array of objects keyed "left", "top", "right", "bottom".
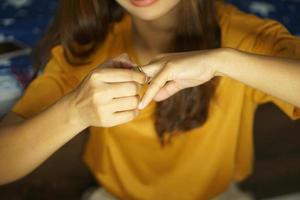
[{"left": 34, "top": 0, "right": 221, "bottom": 143}]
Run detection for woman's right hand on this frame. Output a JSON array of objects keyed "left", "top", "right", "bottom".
[{"left": 68, "top": 54, "right": 146, "bottom": 128}]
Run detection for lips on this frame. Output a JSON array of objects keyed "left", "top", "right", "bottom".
[{"left": 130, "top": 0, "right": 158, "bottom": 7}]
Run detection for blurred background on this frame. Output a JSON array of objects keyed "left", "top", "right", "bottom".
[{"left": 0, "top": 0, "right": 300, "bottom": 199}]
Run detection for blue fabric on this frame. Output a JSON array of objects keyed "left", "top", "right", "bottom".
[
  {"left": 0, "top": 0, "right": 57, "bottom": 116},
  {"left": 0, "top": 66, "right": 22, "bottom": 117},
  {"left": 0, "top": 0, "right": 58, "bottom": 88},
  {"left": 0, "top": 0, "right": 58, "bottom": 46}
]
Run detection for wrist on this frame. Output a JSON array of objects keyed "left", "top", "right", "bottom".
[
  {"left": 212, "top": 48, "right": 238, "bottom": 77},
  {"left": 60, "top": 93, "right": 88, "bottom": 132}
]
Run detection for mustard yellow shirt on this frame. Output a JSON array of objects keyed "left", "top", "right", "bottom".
[{"left": 12, "top": 3, "right": 300, "bottom": 200}]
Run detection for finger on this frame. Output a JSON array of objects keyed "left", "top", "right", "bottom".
[
  {"left": 153, "top": 81, "right": 182, "bottom": 102},
  {"left": 141, "top": 62, "right": 164, "bottom": 78},
  {"left": 111, "top": 110, "right": 139, "bottom": 126},
  {"left": 110, "top": 96, "right": 139, "bottom": 112},
  {"left": 141, "top": 56, "right": 181, "bottom": 78},
  {"left": 110, "top": 82, "right": 141, "bottom": 98},
  {"left": 96, "top": 68, "right": 146, "bottom": 84},
  {"left": 138, "top": 67, "right": 169, "bottom": 110}
]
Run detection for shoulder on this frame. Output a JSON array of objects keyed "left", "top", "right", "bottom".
[
  {"left": 50, "top": 40, "right": 111, "bottom": 81},
  {"left": 216, "top": 2, "right": 294, "bottom": 55},
  {"left": 49, "top": 15, "right": 131, "bottom": 80}
]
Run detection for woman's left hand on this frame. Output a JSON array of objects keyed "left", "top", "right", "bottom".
[{"left": 139, "top": 49, "right": 220, "bottom": 109}]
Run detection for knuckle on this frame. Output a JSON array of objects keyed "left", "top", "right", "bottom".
[
  {"left": 123, "top": 112, "right": 134, "bottom": 122},
  {"left": 94, "top": 108, "right": 103, "bottom": 122},
  {"left": 89, "top": 73, "right": 101, "bottom": 86},
  {"left": 96, "top": 108, "right": 108, "bottom": 125},
  {"left": 97, "top": 88, "right": 107, "bottom": 97},
  {"left": 165, "top": 60, "right": 175, "bottom": 70},
  {"left": 129, "top": 112, "right": 136, "bottom": 120},
  {"left": 91, "top": 92, "right": 100, "bottom": 105},
  {"left": 90, "top": 71, "right": 99, "bottom": 79},
  {"left": 99, "top": 117, "right": 108, "bottom": 127},
  {"left": 128, "top": 70, "right": 135, "bottom": 80},
  {"left": 91, "top": 89, "right": 107, "bottom": 105},
  {"left": 128, "top": 96, "right": 139, "bottom": 108},
  {"left": 132, "top": 96, "right": 139, "bottom": 106},
  {"left": 132, "top": 82, "right": 140, "bottom": 91},
  {"left": 154, "top": 55, "right": 162, "bottom": 59},
  {"left": 130, "top": 70, "right": 142, "bottom": 81},
  {"left": 127, "top": 82, "right": 139, "bottom": 94},
  {"left": 155, "top": 54, "right": 165, "bottom": 60},
  {"left": 150, "top": 80, "right": 161, "bottom": 87}
]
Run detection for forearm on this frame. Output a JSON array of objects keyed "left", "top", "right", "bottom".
[
  {"left": 214, "top": 48, "right": 300, "bottom": 107},
  {"left": 0, "top": 94, "right": 86, "bottom": 185}
]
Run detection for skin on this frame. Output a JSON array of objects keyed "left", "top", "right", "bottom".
[
  {"left": 139, "top": 49, "right": 300, "bottom": 109},
  {"left": 0, "top": 55, "right": 146, "bottom": 185},
  {"left": 0, "top": 0, "right": 300, "bottom": 185}
]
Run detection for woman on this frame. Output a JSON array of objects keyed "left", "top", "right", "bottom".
[{"left": 0, "top": 0, "right": 300, "bottom": 199}]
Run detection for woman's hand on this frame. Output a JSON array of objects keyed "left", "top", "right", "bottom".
[
  {"left": 0, "top": 54, "right": 146, "bottom": 185},
  {"left": 69, "top": 54, "right": 146, "bottom": 128},
  {"left": 139, "top": 47, "right": 300, "bottom": 110},
  {"left": 138, "top": 50, "right": 219, "bottom": 109}
]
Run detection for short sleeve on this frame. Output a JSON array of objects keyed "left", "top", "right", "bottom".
[
  {"left": 12, "top": 58, "right": 78, "bottom": 118},
  {"left": 249, "top": 88, "right": 300, "bottom": 120},
  {"left": 248, "top": 22, "right": 300, "bottom": 120}
]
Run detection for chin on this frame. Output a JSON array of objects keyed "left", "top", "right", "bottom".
[
  {"left": 116, "top": 0, "right": 181, "bottom": 21},
  {"left": 129, "top": 10, "right": 170, "bottom": 21}
]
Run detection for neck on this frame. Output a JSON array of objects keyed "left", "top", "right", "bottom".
[{"left": 131, "top": 5, "right": 179, "bottom": 57}]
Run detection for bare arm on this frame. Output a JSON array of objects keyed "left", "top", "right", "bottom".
[
  {"left": 0, "top": 95, "right": 85, "bottom": 185},
  {"left": 0, "top": 55, "right": 146, "bottom": 185},
  {"left": 215, "top": 49, "right": 300, "bottom": 107}
]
